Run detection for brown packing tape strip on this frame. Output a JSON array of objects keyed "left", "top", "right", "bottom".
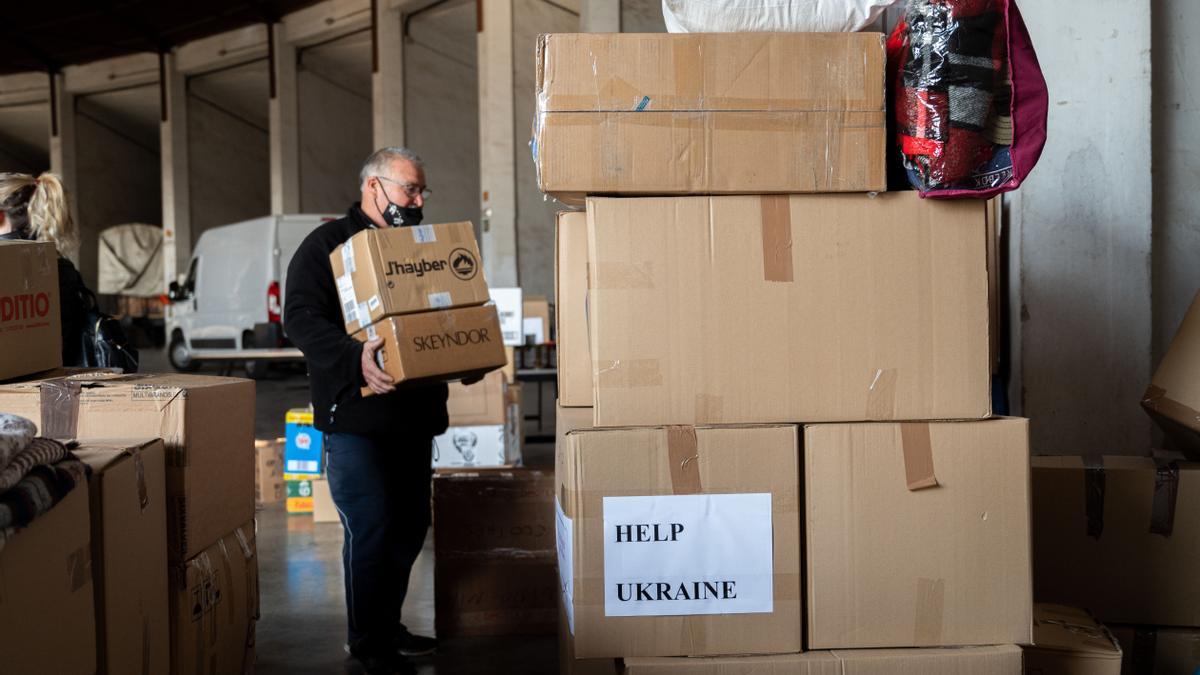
[
  {"left": 666, "top": 426, "right": 701, "bottom": 495},
  {"left": 1150, "top": 458, "right": 1180, "bottom": 537},
  {"left": 900, "top": 423, "right": 938, "bottom": 491},
  {"left": 1143, "top": 385, "right": 1200, "bottom": 435},
  {"left": 40, "top": 378, "right": 81, "bottom": 440},
  {"left": 759, "top": 196, "right": 794, "bottom": 283},
  {"left": 913, "top": 577, "right": 945, "bottom": 646},
  {"left": 67, "top": 544, "right": 91, "bottom": 591},
  {"left": 866, "top": 369, "right": 898, "bottom": 419},
  {"left": 671, "top": 36, "right": 704, "bottom": 105}
]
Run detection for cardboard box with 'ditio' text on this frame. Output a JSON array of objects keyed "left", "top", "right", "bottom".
[
  {"left": 331, "top": 221, "right": 489, "bottom": 333},
  {"left": 356, "top": 304, "right": 507, "bottom": 396},
  {"left": 0, "top": 240, "right": 61, "bottom": 381},
  {"left": 557, "top": 424, "right": 801, "bottom": 658}
]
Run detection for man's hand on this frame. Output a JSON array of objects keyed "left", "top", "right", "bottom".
[
  {"left": 460, "top": 374, "right": 484, "bottom": 386},
  {"left": 361, "top": 338, "right": 396, "bottom": 395}
]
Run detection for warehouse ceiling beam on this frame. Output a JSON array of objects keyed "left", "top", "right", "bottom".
[
  {"left": 284, "top": 0, "right": 372, "bottom": 48},
  {"left": 62, "top": 52, "right": 161, "bottom": 95},
  {"left": 0, "top": 72, "right": 52, "bottom": 107},
  {"left": 175, "top": 24, "right": 271, "bottom": 76}
]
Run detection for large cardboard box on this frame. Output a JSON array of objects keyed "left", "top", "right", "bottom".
[
  {"left": 434, "top": 469, "right": 557, "bottom": 637},
  {"left": 555, "top": 211, "right": 591, "bottom": 407},
  {"left": 1143, "top": 291, "right": 1200, "bottom": 458},
  {"left": 557, "top": 424, "right": 801, "bottom": 658},
  {"left": 330, "top": 220, "right": 489, "bottom": 333},
  {"left": 559, "top": 598, "right": 620, "bottom": 675},
  {"left": 805, "top": 418, "right": 1032, "bottom": 649},
  {"left": 355, "top": 304, "right": 507, "bottom": 395},
  {"left": 447, "top": 369, "right": 508, "bottom": 426},
  {"left": 255, "top": 439, "right": 285, "bottom": 505},
  {"left": 622, "top": 645, "right": 1023, "bottom": 674},
  {"left": 524, "top": 295, "right": 553, "bottom": 345},
  {"left": 1031, "top": 455, "right": 1200, "bottom": 626},
  {"left": 1023, "top": 604, "right": 1122, "bottom": 675},
  {"left": 586, "top": 193, "right": 992, "bottom": 427},
  {"left": 1109, "top": 625, "right": 1200, "bottom": 674},
  {"left": 0, "top": 371, "right": 256, "bottom": 561},
  {"left": 534, "top": 33, "right": 886, "bottom": 200},
  {"left": 0, "top": 484, "right": 96, "bottom": 675},
  {"left": 170, "top": 520, "right": 259, "bottom": 675},
  {"left": 0, "top": 240, "right": 62, "bottom": 380},
  {"left": 76, "top": 439, "right": 170, "bottom": 675},
  {"left": 556, "top": 401, "right": 593, "bottom": 450}
]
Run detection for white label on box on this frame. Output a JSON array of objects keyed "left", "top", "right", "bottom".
[
  {"left": 367, "top": 294, "right": 381, "bottom": 312},
  {"left": 523, "top": 317, "right": 545, "bottom": 345},
  {"left": 411, "top": 225, "right": 436, "bottom": 243},
  {"left": 336, "top": 275, "right": 357, "bottom": 325},
  {"left": 357, "top": 302, "right": 370, "bottom": 326},
  {"left": 286, "top": 459, "right": 320, "bottom": 474},
  {"left": 556, "top": 496, "right": 576, "bottom": 635},
  {"left": 342, "top": 240, "right": 356, "bottom": 274},
  {"left": 491, "top": 288, "right": 524, "bottom": 346},
  {"left": 427, "top": 291, "right": 452, "bottom": 308},
  {"left": 365, "top": 323, "right": 378, "bottom": 341},
  {"left": 431, "top": 425, "right": 507, "bottom": 468},
  {"left": 602, "top": 493, "right": 774, "bottom": 617}
]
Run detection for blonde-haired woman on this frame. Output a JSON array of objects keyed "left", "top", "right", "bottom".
[{"left": 0, "top": 171, "right": 91, "bottom": 367}]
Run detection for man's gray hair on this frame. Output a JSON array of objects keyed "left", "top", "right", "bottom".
[{"left": 359, "top": 146, "right": 425, "bottom": 188}]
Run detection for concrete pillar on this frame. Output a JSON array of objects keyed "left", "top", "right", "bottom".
[
  {"left": 160, "top": 52, "right": 190, "bottom": 288},
  {"left": 581, "top": 0, "right": 620, "bottom": 32},
  {"left": 1010, "top": 3, "right": 1153, "bottom": 455},
  {"left": 373, "top": 0, "right": 405, "bottom": 149},
  {"left": 48, "top": 72, "right": 78, "bottom": 264},
  {"left": 477, "top": 0, "right": 518, "bottom": 287},
  {"left": 270, "top": 22, "right": 301, "bottom": 214}
]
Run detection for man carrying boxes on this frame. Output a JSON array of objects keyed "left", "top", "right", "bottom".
[{"left": 284, "top": 146, "right": 504, "bottom": 674}]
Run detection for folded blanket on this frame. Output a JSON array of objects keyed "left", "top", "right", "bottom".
[
  {"left": 0, "top": 456, "right": 88, "bottom": 553},
  {"left": 0, "top": 414, "right": 37, "bottom": 475},
  {"left": 0, "top": 438, "right": 69, "bottom": 492}
]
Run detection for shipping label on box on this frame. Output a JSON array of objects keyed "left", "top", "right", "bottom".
[
  {"left": 0, "top": 241, "right": 62, "bottom": 381},
  {"left": 284, "top": 409, "right": 323, "bottom": 475},
  {"left": 433, "top": 424, "right": 509, "bottom": 468},
  {"left": 602, "top": 493, "right": 772, "bottom": 617},
  {"left": 330, "top": 220, "right": 489, "bottom": 333}
]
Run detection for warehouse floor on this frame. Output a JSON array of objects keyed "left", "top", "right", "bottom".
[{"left": 139, "top": 351, "right": 559, "bottom": 674}]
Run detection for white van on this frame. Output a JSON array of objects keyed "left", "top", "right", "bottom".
[{"left": 166, "top": 214, "right": 337, "bottom": 377}]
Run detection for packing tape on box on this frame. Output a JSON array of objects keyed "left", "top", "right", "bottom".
[
  {"left": 596, "top": 359, "right": 663, "bottom": 389},
  {"left": 666, "top": 426, "right": 701, "bottom": 495},
  {"left": 67, "top": 544, "right": 91, "bottom": 592},
  {"left": 1143, "top": 385, "right": 1200, "bottom": 434},
  {"left": 900, "top": 423, "right": 938, "bottom": 491},
  {"left": 1150, "top": 457, "right": 1181, "bottom": 537},
  {"left": 913, "top": 577, "right": 945, "bottom": 645},
  {"left": 1083, "top": 456, "right": 1106, "bottom": 538},
  {"left": 39, "top": 378, "right": 81, "bottom": 440},
  {"left": 866, "top": 368, "right": 898, "bottom": 419},
  {"left": 759, "top": 195, "right": 794, "bottom": 283}
]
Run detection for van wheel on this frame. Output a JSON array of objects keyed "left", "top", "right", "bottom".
[{"left": 169, "top": 333, "right": 200, "bottom": 372}]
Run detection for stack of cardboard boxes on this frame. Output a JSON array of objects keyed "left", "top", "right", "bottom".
[{"left": 543, "top": 32, "right": 1033, "bottom": 673}]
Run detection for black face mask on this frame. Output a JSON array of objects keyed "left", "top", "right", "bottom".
[{"left": 375, "top": 181, "right": 423, "bottom": 227}]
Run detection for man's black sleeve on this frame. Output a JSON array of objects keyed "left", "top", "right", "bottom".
[{"left": 283, "top": 237, "right": 365, "bottom": 390}]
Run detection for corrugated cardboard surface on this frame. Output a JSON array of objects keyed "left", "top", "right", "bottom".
[
  {"left": 560, "top": 425, "right": 801, "bottom": 658},
  {"left": 76, "top": 439, "right": 170, "bottom": 675},
  {"left": 624, "top": 645, "right": 1023, "bottom": 674},
  {"left": 170, "top": 520, "right": 259, "bottom": 675},
  {"left": 523, "top": 296, "right": 553, "bottom": 345},
  {"left": 434, "top": 470, "right": 557, "bottom": 637},
  {"left": 0, "top": 485, "right": 96, "bottom": 675},
  {"left": 255, "top": 439, "right": 285, "bottom": 505},
  {"left": 447, "top": 369, "right": 508, "bottom": 426},
  {"left": 556, "top": 401, "right": 593, "bottom": 452},
  {"left": 1109, "top": 625, "right": 1200, "bottom": 675},
  {"left": 559, "top": 598, "right": 621, "bottom": 675},
  {"left": 1023, "top": 604, "right": 1122, "bottom": 675},
  {"left": 534, "top": 33, "right": 886, "bottom": 197},
  {"left": 1143, "top": 291, "right": 1200, "bottom": 458},
  {"left": 0, "top": 240, "right": 62, "bottom": 381},
  {"left": 586, "top": 193, "right": 992, "bottom": 427},
  {"left": 0, "top": 372, "right": 256, "bottom": 561},
  {"left": 356, "top": 305, "right": 507, "bottom": 395},
  {"left": 1031, "top": 456, "right": 1200, "bottom": 626},
  {"left": 805, "top": 418, "right": 1032, "bottom": 649},
  {"left": 330, "top": 221, "right": 489, "bottom": 333},
  {"left": 556, "top": 210, "right": 592, "bottom": 407}
]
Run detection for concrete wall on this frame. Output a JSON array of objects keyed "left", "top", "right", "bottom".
[
  {"left": 298, "top": 30, "right": 373, "bottom": 214},
  {"left": 0, "top": 102, "right": 50, "bottom": 173},
  {"left": 621, "top": 0, "right": 666, "bottom": 32},
  {"left": 74, "top": 90, "right": 162, "bottom": 288},
  {"left": 514, "top": 0, "right": 578, "bottom": 300},
  {"left": 1152, "top": 0, "right": 1200, "bottom": 363},
  {"left": 404, "top": 1, "right": 480, "bottom": 228},
  {"left": 1011, "top": 4, "right": 1153, "bottom": 455},
  {"left": 186, "top": 61, "right": 271, "bottom": 243}
]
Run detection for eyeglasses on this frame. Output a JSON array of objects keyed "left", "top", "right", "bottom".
[{"left": 376, "top": 175, "right": 432, "bottom": 199}]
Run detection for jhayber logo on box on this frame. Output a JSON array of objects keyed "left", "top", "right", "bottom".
[
  {"left": 0, "top": 293, "right": 51, "bottom": 322},
  {"left": 412, "top": 327, "right": 492, "bottom": 352},
  {"left": 385, "top": 248, "right": 478, "bottom": 281}
]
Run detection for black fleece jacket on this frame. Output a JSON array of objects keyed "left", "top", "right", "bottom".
[{"left": 283, "top": 205, "right": 448, "bottom": 436}]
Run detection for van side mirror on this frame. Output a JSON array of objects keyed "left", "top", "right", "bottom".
[{"left": 168, "top": 281, "right": 183, "bottom": 301}]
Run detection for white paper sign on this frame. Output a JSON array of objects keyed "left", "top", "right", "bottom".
[
  {"left": 523, "top": 317, "right": 545, "bottom": 345},
  {"left": 491, "top": 287, "right": 524, "bottom": 346},
  {"left": 556, "top": 497, "right": 576, "bottom": 635},
  {"left": 602, "top": 493, "right": 773, "bottom": 617}
]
